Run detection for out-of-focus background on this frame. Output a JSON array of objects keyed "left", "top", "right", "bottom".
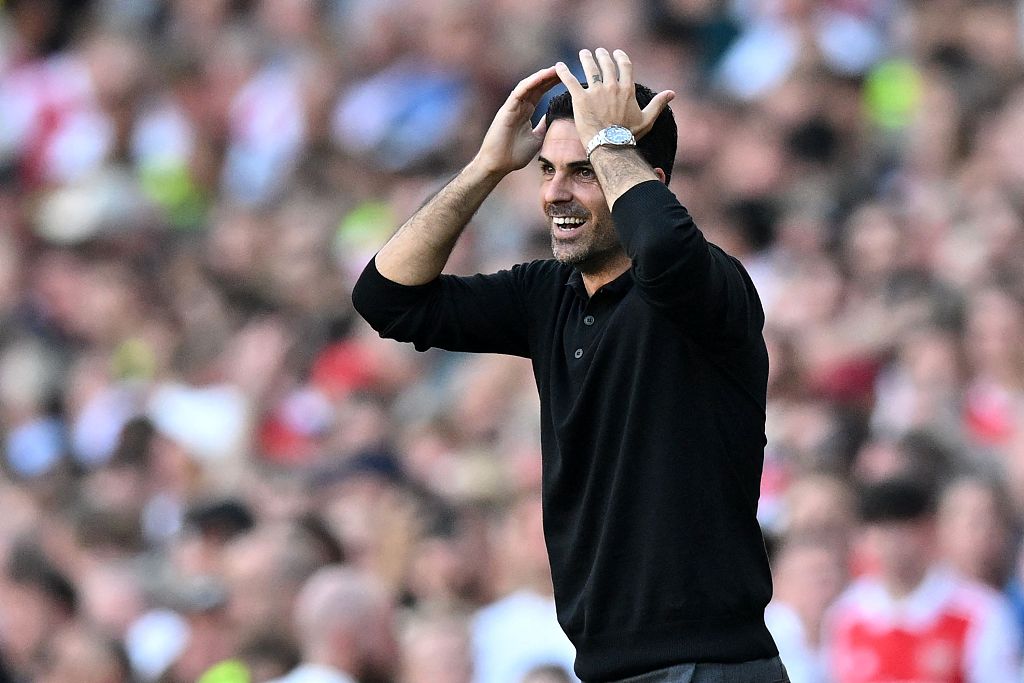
[{"left": 1, "top": 0, "right": 1024, "bottom": 682}]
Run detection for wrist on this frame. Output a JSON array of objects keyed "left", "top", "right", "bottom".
[
  {"left": 465, "top": 155, "right": 509, "bottom": 185},
  {"left": 576, "top": 125, "right": 601, "bottom": 143},
  {"left": 585, "top": 125, "right": 636, "bottom": 158}
]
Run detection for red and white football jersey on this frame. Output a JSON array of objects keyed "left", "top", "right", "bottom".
[{"left": 823, "top": 568, "right": 1020, "bottom": 683}]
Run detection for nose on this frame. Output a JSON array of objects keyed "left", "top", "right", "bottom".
[{"left": 542, "top": 171, "right": 573, "bottom": 206}]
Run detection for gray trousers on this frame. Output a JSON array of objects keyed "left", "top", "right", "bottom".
[{"left": 606, "top": 656, "right": 790, "bottom": 683}]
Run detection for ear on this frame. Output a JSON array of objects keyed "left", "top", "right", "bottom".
[{"left": 654, "top": 167, "right": 667, "bottom": 184}]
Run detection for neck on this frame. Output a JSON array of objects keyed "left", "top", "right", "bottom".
[
  {"left": 882, "top": 566, "right": 929, "bottom": 599},
  {"left": 307, "top": 645, "right": 355, "bottom": 675},
  {"left": 580, "top": 254, "right": 632, "bottom": 296}
]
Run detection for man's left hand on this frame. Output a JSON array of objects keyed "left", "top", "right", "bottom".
[{"left": 554, "top": 48, "right": 675, "bottom": 144}]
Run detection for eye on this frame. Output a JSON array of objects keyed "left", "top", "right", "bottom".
[
  {"left": 576, "top": 167, "right": 596, "bottom": 180},
  {"left": 539, "top": 163, "right": 554, "bottom": 176}
]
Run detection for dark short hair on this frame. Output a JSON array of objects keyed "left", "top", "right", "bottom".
[
  {"left": 6, "top": 540, "right": 78, "bottom": 615},
  {"left": 545, "top": 82, "right": 677, "bottom": 183},
  {"left": 858, "top": 478, "right": 935, "bottom": 524}
]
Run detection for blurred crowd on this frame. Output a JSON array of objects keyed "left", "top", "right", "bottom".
[{"left": 1, "top": 0, "right": 1024, "bottom": 682}]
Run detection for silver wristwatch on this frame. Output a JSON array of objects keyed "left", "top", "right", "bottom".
[{"left": 585, "top": 125, "right": 636, "bottom": 158}]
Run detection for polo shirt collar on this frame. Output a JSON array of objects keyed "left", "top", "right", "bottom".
[{"left": 565, "top": 267, "right": 633, "bottom": 301}]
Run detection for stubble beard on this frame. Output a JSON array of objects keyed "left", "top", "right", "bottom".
[
  {"left": 551, "top": 219, "right": 624, "bottom": 275},
  {"left": 552, "top": 237, "right": 623, "bottom": 274}
]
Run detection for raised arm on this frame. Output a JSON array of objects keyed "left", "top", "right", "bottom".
[
  {"left": 374, "top": 66, "right": 561, "bottom": 285},
  {"left": 555, "top": 50, "right": 762, "bottom": 345},
  {"left": 353, "top": 67, "right": 564, "bottom": 357},
  {"left": 553, "top": 50, "right": 674, "bottom": 209}
]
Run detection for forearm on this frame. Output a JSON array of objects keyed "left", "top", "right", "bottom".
[
  {"left": 611, "top": 180, "right": 762, "bottom": 342},
  {"left": 350, "top": 255, "right": 534, "bottom": 358},
  {"left": 374, "top": 158, "right": 504, "bottom": 285},
  {"left": 374, "top": 64, "right": 559, "bottom": 284},
  {"left": 587, "top": 146, "right": 658, "bottom": 209}
]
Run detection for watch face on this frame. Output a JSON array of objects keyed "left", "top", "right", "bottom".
[{"left": 607, "top": 126, "right": 633, "bottom": 144}]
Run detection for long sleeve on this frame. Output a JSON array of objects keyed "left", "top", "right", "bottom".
[
  {"left": 611, "top": 180, "right": 764, "bottom": 346},
  {"left": 351, "top": 256, "right": 534, "bottom": 357}
]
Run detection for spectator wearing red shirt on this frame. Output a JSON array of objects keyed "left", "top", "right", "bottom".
[{"left": 823, "top": 478, "right": 1020, "bottom": 683}]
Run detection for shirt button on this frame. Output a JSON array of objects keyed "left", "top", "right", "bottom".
[
  {"left": 574, "top": 348, "right": 584, "bottom": 359},
  {"left": 584, "top": 315, "right": 595, "bottom": 326}
]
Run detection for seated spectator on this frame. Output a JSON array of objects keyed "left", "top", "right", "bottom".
[
  {"left": 4, "top": 2, "right": 1024, "bottom": 682},
  {"left": 471, "top": 492, "right": 577, "bottom": 683},
  {"left": 268, "top": 565, "right": 398, "bottom": 683},
  {"left": 35, "top": 624, "right": 132, "bottom": 683},
  {"left": 937, "top": 473, "right": 1015, "bottom": 589},
  {"left": 781, "top": 473, "right": 856, "bottom": 557},
  {"left": 0, "top": 541, "right": 77, "bottom": 681},
  {"left": 823, "top": 478, "right": 1020, "bottom": 683},
  {"left": 765, "top": 535, "right": 846, "bottom": 683},
  {"left": 219, "top": 519, "right": 334, "bottom": 639},
  {"left": 399, "top": 610, "right": 473, "bottom": 683}
]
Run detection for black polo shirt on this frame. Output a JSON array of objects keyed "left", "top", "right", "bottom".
[{"left": 352, "top": 180, "right": 777, "bottom": 681}]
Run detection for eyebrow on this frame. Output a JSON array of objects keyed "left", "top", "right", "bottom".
[{"left": 537, "top": 155, "right": 592, "bottom": 170}]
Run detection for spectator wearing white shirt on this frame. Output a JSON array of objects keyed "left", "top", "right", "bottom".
[
  {"left": 269, "top": 566, "right": 398, "bottom": 683},
  {"left": 765, "top": 536, "right": 846, "bottom": 683}
]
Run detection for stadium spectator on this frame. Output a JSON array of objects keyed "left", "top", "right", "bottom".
[
  {"left": 35, "top": 624, "right": 133, "bottom": 683},
  {"left": 472, "top": 492, "right": 577, "bottom": 683},
  {"left": 823, "top": 478, "right": 1020, "bottom": 683},
  {"left": 268, "top": 565, "right": 399, "bottom": 683},
  {"left": 399, "top": 611, "right": 474, "bottom": 683},
  {"left": 766, "top": 535, "right": 847, "bottom": 683},
  {"left": 0, "top": 1, "right": 1023, "bottom": 680},
  {"left": 937, "top": 473, "right": 1016, "bottom": 589}
]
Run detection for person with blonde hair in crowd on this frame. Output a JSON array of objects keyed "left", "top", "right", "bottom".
[{"left": 268, "top": 566, "right": 398, "bottom": 683}]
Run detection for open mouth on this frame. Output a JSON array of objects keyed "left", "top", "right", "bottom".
[{"left": 551, "top": 215, "right": 588, "bottom": 236}]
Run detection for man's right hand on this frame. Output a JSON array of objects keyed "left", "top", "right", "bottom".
[
  {"left": 372, "top": 67, "right": 559, "bottom": 286},
  {"left": 472, "top": 66, "right": 561, "bottom": 178}
]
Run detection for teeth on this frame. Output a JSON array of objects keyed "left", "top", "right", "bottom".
[{"left": 552, "top": 216, "right": 586, "bottom": 226}]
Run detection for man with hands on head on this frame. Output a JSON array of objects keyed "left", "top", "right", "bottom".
[{"left": 352, "top": 49, "right": 787, "bottom": 683}]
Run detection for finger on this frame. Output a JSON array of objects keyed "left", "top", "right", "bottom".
[
  {"left": 641, "top": 90, "right": 676, "bottom": 119},
  {"left": 522, "top": 72, "right": 563, "bottom": 106},
  {"left": 511, "top": 66, "right": 560, "bottom": 103},
  {"left": 639, "top": 89, "right": 676, "bottom": 135},
  {"left": 510, "top": 67, "right": 558, "bottom": 100},
  {"left": 614, "top": 49, "right": 633, "bottom": 86},
  {"left": 579, "top": 49, "right": 602, "bottom": 86},
  {"left": 555, "top": 61, "right": 585, "bottom": 97},
  {"left": 594, "top": 48, "right": 617, "bottom": 84},
  {"left": 532, "top": 116, "right": 548, "bottom": 139}
]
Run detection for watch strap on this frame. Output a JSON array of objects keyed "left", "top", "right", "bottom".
[{"left": 585, "top": 125, "right": 636, "bottom": 158}]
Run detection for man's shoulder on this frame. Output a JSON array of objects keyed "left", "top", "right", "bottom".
[
  {"left": 510, "top": 258, "right": 571, "bottom": 279},
  {"left": 502, "top": 259, "right": 574, "bottom": 294}
]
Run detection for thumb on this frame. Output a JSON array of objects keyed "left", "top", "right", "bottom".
[
  {"left": 532, "top": 115, "right": 548, "bottom": 139},
  {"left": 638, "top": 90, "right": 676, "bottom": 137}
]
